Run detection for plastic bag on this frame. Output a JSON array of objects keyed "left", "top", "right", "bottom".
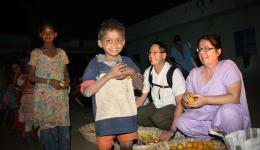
[{"left": 224, "top": 128, "right": 260, "bottom": 150}]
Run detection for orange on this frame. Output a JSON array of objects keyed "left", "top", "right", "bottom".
[
  {"left": 186, "top": 142, "right": 193, "bottom": 148},
  {"left": 176, "top": 144, "right": 184, "bottom": 150},
  {"left": 187, "top": 94, "right": 195, "bottom": 104}
]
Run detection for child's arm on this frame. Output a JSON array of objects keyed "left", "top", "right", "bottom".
[
  {"left": 28, "top": 65, "right": 47, "bottom": 84},
  {"left": 131, "top": 69, "right": 143, "bottom": 90},
  {"left": 29, "top": 65, "right": 61, "bottom": 90},
  {"left": 83, "top": 63, "right": 127, "bottom": 97}
]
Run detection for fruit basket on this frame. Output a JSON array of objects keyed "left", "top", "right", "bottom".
[{"left": 137, "top": 126, "right": 163, "bottom": 145}]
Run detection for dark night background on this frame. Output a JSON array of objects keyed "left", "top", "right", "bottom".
[
  {"left": 0, "top": 0, "right": 187, "bottom": 41},
  {"left": 0, "top": 0, "right": 188, "bottom": 80}
]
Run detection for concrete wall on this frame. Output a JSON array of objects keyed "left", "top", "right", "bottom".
[{"left": 125, "top": 0, "right": 260, "bottom": 72}]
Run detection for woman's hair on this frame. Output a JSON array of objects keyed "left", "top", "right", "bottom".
[
  {"left": 197, "top": 34, "right": 222, "bottom": 49},
  {"left": 98, "top": 18, "right": 125, "bottom": 40}
]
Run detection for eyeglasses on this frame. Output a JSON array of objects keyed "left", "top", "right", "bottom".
[
  {"left": 197, "top": 47, "right": 216, "bottom": 52},
  {"left": 147, "top": 51, "right": 164, "bottom": 55},
  {"left": 102, "top": 38, "right": 124, "bottom": 45}
]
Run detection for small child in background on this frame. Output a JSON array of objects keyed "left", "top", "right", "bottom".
[
  {"left": 1, "top": 83, "right": 16, "bottom": 126},
  {"left": 19, "top": 64, "right": 35, "bottom": 143},
  {"left": 1, "top": 62, "right": 21, "bottom": 127},
  {"left": 13, "top": 62, "right": 26, "bottom": 134}
]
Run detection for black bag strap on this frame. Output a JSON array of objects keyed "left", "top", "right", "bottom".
[
  {"left": 148, "top": 65, "right": 176, "bottom": 88},
  {"left": 148, "top": 65, "right": 176, "bottom": 100},
  {"left": 148, "top": 66, "right": 153, "bottom": 87},
  {"left": 166, "top": 65, "right": 176, "bottom": 88}
]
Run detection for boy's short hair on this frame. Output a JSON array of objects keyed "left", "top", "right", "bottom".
[{"left": 98, "top": 18, "right": 125, "bottom": 40}]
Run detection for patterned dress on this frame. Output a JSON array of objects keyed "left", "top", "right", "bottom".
[{"left": 29, "top": 48, "right": 70, "bottom": 129}]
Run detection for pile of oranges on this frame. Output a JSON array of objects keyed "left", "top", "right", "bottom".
[{"left": 170, "top": 140, "right": 222, "bottom": 150}]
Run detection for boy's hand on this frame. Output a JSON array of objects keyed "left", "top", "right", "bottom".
[
  {"left": 118, "top": 66, "right": 135, "bottom": 80},
  {"left": 107, "top": 63, "right": 128, "bottom": 79}
]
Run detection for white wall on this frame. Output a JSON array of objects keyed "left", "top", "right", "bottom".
[{"left": 125, "top": 0, "right": 260, "bottom": 71}]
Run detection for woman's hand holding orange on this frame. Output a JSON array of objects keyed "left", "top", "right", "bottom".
[
  {"left": 187, "top": 94, "right": 207, "bottom": 108},
  {"left": 182, "top": 92, "right": 195, "bottom": 108}
]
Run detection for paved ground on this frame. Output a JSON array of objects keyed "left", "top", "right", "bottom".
[
  {"left": 0, "top": 82, "right": 259, "bottom": 150},
  {"left": 0, "top": 100, "right": 98, "bottom": 150}
]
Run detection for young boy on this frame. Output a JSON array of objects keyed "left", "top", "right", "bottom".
[{"left": 81, "top": 18, "right": 143, "bottom": 150}]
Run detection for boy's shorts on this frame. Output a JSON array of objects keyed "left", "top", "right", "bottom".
[{"left": 96, "top": 132, "right": 138, "bottom": 150}]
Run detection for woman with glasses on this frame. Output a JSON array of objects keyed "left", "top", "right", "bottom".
[{"left": 176, "top": 34, "right": 250, "bottom": 139}]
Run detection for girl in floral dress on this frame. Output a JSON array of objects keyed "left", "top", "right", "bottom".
[{"left": 28, "top": 22, "right": 70, "bottom": 150}]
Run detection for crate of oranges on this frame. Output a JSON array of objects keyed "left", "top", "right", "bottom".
[{"left": 169, "top": 138, "right": 227, "bottom": 150}]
